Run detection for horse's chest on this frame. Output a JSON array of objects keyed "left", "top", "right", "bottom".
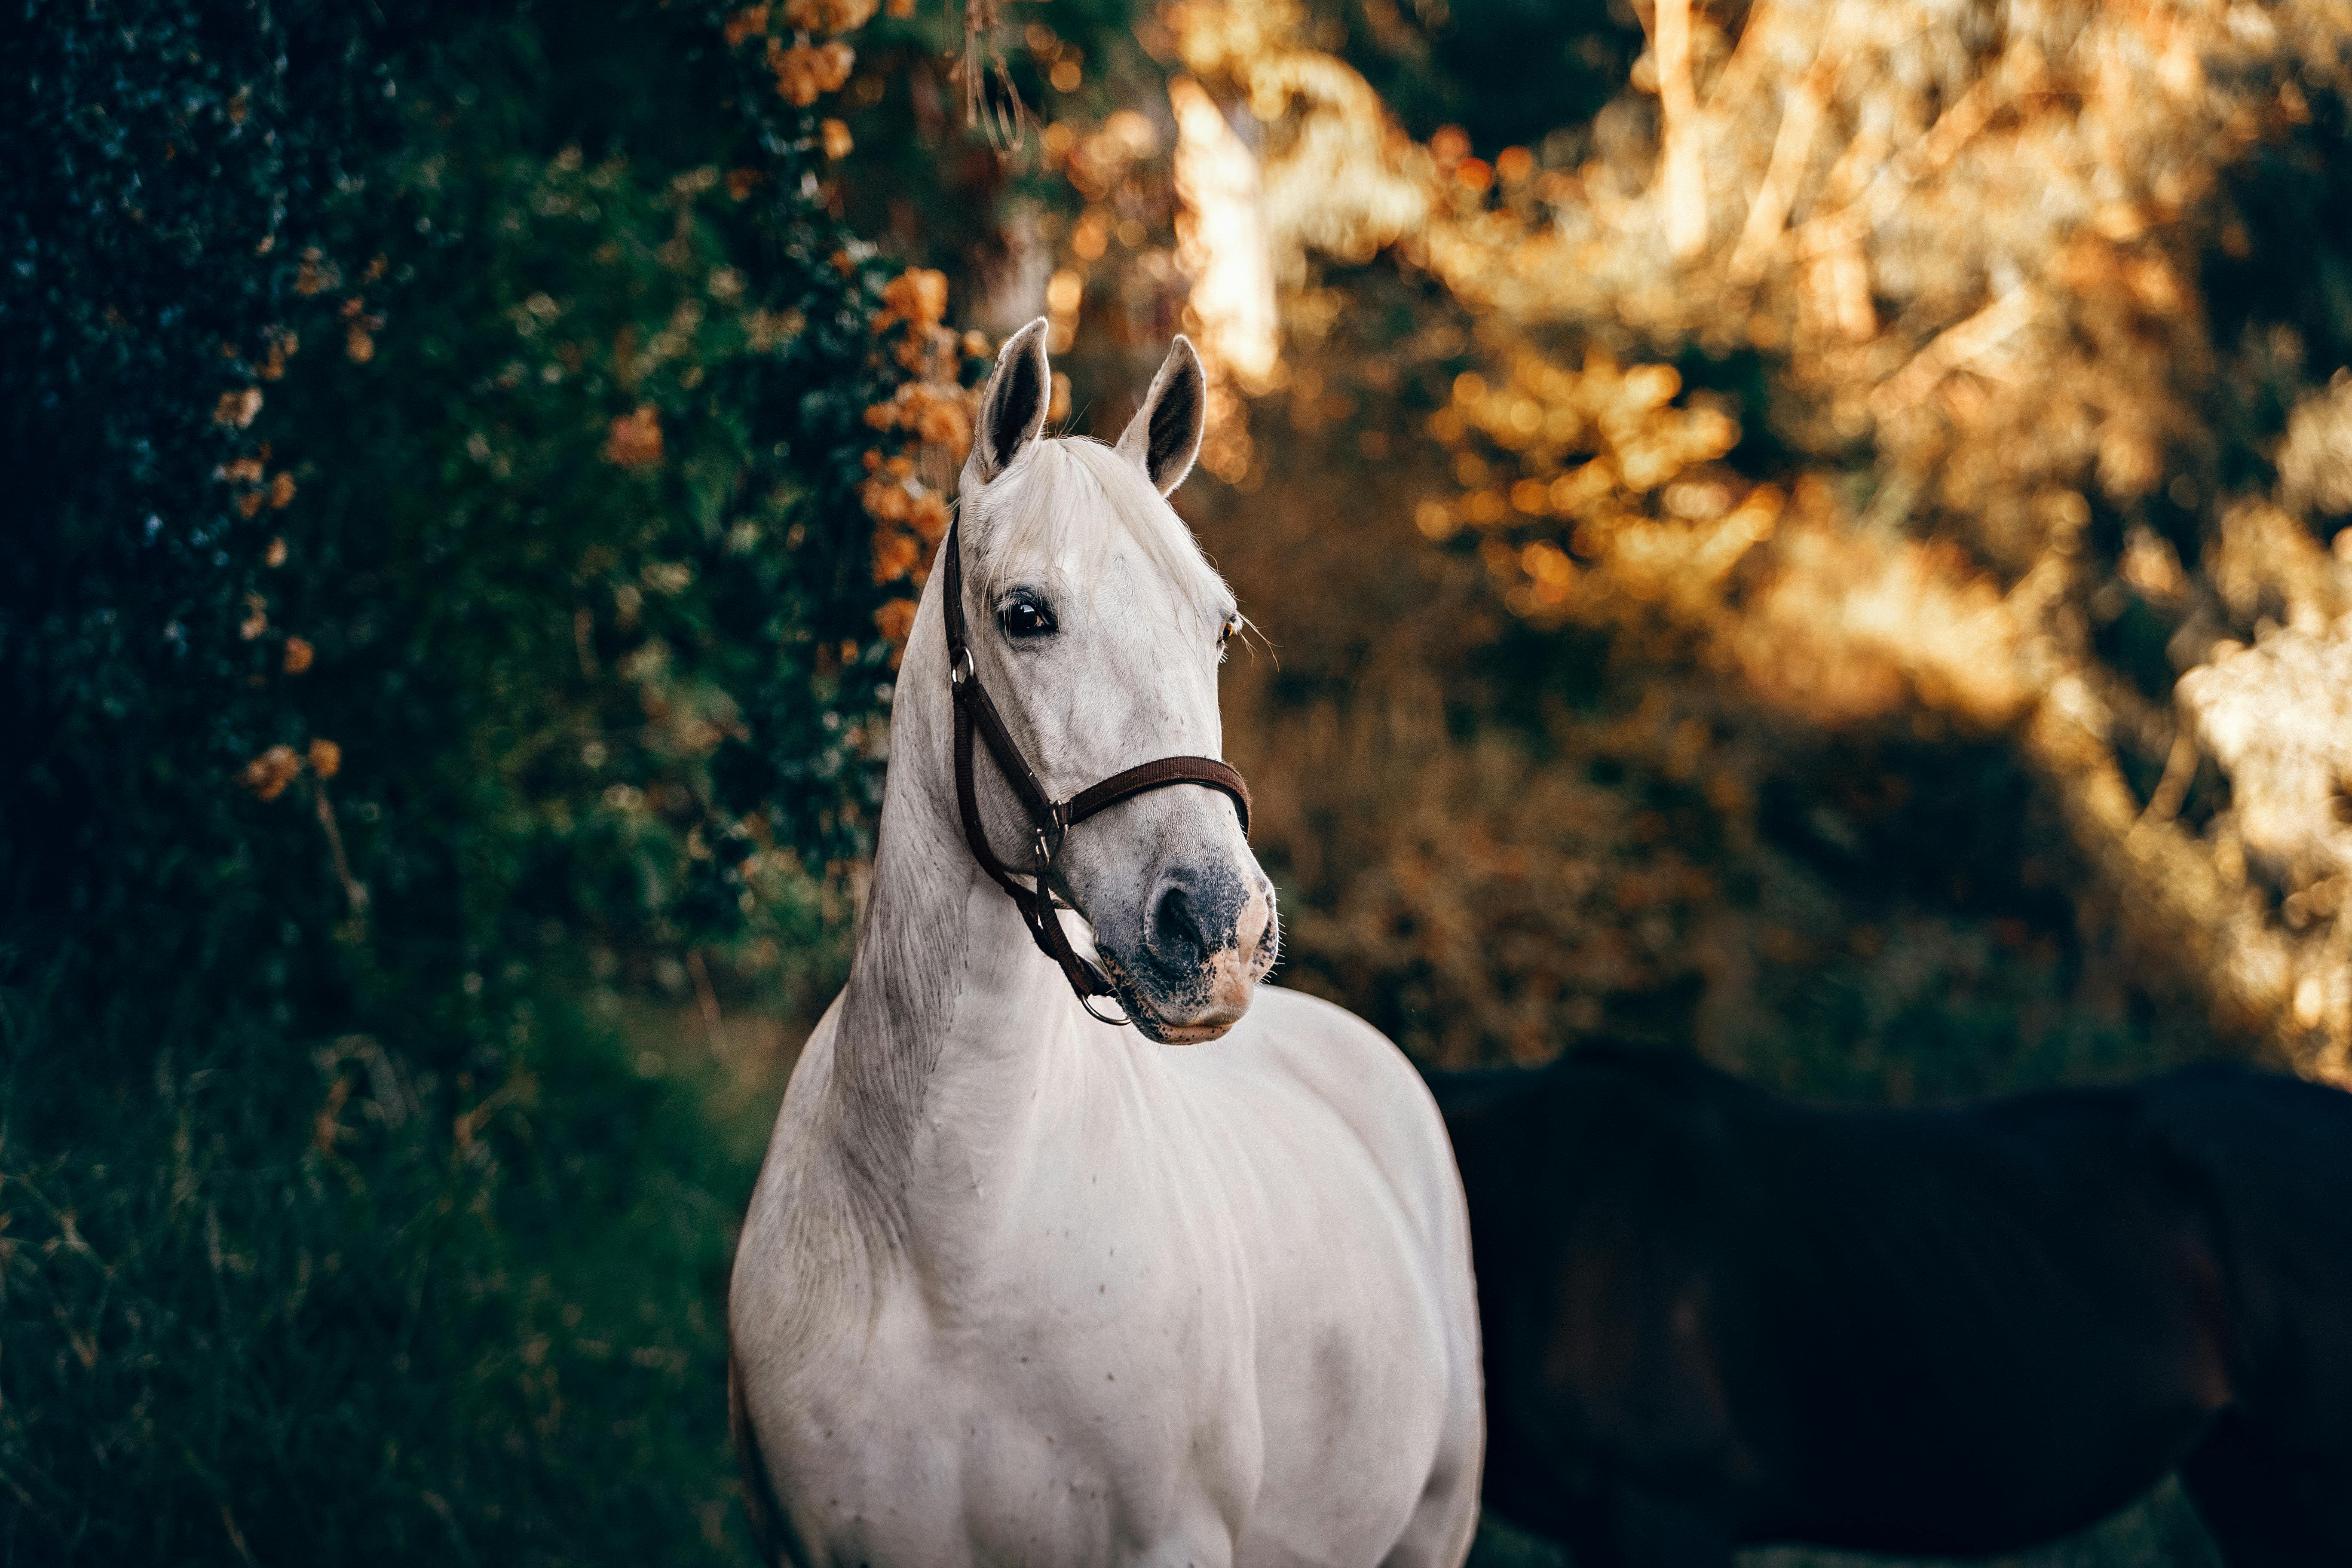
[
  {"left": 739, "top": 1025, "right": 1459, "bottom": 1567},
  {"left": 767, "top": 1252, "right": 1263, "bottom": 1567}
]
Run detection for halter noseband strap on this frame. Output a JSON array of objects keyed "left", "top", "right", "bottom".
[{"left": 940, "top": 517, "right": 1252, "bottom": 1021}]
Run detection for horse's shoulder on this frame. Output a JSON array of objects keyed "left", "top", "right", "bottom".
[
  {"left": 1252, "top": 986, "right": 1440, "bottom": 1112},
  {"left": 1238, "top": 983, "right": 1423, "bottom": 1084},
  {"left": 1228, "top": 984, "right": 1462, "bottom": 1229}
]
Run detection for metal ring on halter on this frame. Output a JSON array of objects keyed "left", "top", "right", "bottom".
[
  {"left": 949, "top": 646, "right": 976, "bottom": 688},
  {"left": 1029, "top": 825, "right": 1130, "bottom": 1026}
]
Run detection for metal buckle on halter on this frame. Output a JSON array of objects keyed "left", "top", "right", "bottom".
[{"left": 949, "top": 646, "right": 975, "bottom": 689}]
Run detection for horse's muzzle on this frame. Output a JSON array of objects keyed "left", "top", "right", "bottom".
[{"left": 1117, "top": 867, "right": 1279, "bottom": 1044}]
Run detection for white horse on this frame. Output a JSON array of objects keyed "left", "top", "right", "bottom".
[{"left": 728, "top": 321, "right": 1482, "bottom": 1568}]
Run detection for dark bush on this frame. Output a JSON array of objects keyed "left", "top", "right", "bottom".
[{"left": 0, "top": 1, "right": 965, "bottom": 1558}]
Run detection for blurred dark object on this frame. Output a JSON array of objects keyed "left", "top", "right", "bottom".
[{"left": 1438, "top": 1048, "right": 2352, "bottom": 1566}]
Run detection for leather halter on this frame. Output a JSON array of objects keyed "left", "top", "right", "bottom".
[{"left": 940, "top": 517, "right": 1252, "bottom": 1023}]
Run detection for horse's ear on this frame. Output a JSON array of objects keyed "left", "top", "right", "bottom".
[
  {"left": 1117, "top": 336, "right": 1206, "bottom": 497},
  {"left": 970, "top": 317, "right": 1052, "bottom": 484}
]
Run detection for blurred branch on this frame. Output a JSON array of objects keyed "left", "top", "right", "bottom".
[
  {"left": 1652, "top": 0, "right": 1707, "bottom": 261},
  {"left": 687, "top": 949, "right": 729, "bottom": 1057},
  {"left": 309, "top": 775, "right": 370, "bottom": 937},
  {"left": 957, "top": 0, "right": 1026, "bottom": 150},
  {"left": 1728, "top": 45, "right": 1838, "bottom": 283},
  {"left": 2140, "top": 731, "right": 2199, "bottom": 827}
]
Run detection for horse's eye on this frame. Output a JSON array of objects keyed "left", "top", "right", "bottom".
[
  {"left": 1218, "top": 612, "right": 1242, "bottom": 662},
  {"left": 999, "top": 598, "right": 1057, "bottom": 640}
]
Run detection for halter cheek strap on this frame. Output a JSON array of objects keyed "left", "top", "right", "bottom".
[{"left": 940, "top": 518, "right": 1252, "bottom": 1020}]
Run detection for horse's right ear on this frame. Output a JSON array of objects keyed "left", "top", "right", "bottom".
[
  {"left": 1117, "top": 335, "right": 1206, "bottom": 497},
  {"left": 969, "top": 317, "right": 1052, "bottom": 484}
]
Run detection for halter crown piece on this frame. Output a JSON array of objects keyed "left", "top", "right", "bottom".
[{"left": 941, "top": 517, "right": 1253, "bottom": 1025}]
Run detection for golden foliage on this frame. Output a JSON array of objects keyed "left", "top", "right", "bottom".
[
  {"left": 601, "top": 405, "right": 664, "bottom": 469},
  {"left": 1418, "top": 346, "right": 1767, "bottom": 627},
  {"left": 768, "top": 38, "right": 854, "bottom": 107},
  {"left": 293, "top": 247, "right": 334, "bottom": 297},
  {"left": 723, "top": 5, "right": 770, "bottom": 47},
  {"left": 239, "top": 745, "right": 301, "bottom": 801},
  {"left": 2280, "top": 371, "right": 2352, "bottom": 519},
  {"left": 257, "top": 326, "right": 298, "bottom": 380},
  {"left": 783, "top": 0, "right": 878, "bottom": 34},
  {"left": 1170, "top": 0, "right": 2352, "bottom": 1073},
  {"left": 859, "top": 269, "right": 981, "bottom": 652},
  {"left": 237, "top": 737, "right": 342, "bottom": 799},
  {"left": 213, "top": 387, "right": 263, "bottom": 428}
]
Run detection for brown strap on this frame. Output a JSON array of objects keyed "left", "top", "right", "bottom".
[
  {"left": 939, "top": 518, "right": 1254, "bottom": 1012},
  {"left": 1066, "top": 756, "right": 1249, "bottom": 833},
  {"left": 954, "top": 692, "right": 1114, "bottom": 998}
]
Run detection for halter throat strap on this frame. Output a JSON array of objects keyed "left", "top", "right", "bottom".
[{"left": 939, "top": 517, "right": 1252, "bottom": 1017}]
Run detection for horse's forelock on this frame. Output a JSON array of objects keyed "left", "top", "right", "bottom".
[{"left": 967, "top": 436, "right": 1229, "bottom": 622}]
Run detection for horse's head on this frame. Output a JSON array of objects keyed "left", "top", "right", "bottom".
[{"left": 952, "top": 319, "right": 1277, "bottom": 1044}]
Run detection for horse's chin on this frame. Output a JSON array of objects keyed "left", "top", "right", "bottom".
[
  {"left": 1116, "top": 946, "right": 1266, "bottom": 1044},
  {"left": 1105, "top": 921, "right": 1279, "bottom": 1044},
  {"left": 1130, "top": 1006, "right": 1248, "bottom": 1046}
]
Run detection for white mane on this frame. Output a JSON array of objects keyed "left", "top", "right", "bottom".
[{"left": 969, "top": 435, "right": 1231, "bottom": 620}]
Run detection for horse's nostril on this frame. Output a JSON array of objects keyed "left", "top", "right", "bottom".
[{"left": 1151, "top": 881, "right": 1205, "bottom": 963}]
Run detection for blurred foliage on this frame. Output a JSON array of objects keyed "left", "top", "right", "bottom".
[
  {"left": 1151, "top": 0, "right": 2352, "bottom": 1084},
  {"left": 1191, "top": 289, "right": 2214, "bottom": 1103}
]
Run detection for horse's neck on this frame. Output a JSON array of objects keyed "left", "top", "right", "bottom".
[{"left": 823, "top": 667, "right": 1090, "bottom": 1253}]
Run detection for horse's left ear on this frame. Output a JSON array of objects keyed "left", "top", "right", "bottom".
[
  {"left": 970, "top": 317, "right": 1053, "bottom": 485},
  {"left": 1117, "top": 336, "right": 1206, "bottom": 497}
]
